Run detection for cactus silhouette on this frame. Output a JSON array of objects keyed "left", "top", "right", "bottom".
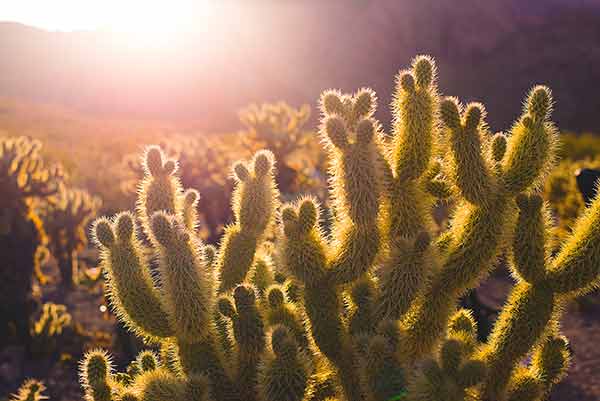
[
  {"left": 0, "top": 136, "right": 63, "bottom": 348},
  {"left": 82, "top": 56, "right": 600, "bottom": 401}
]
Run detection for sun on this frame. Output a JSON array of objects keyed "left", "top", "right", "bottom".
[
  {"left": 2, "top": 0, "right": 213, "bottom": 48},
  {"left": 102, "top": 1, "right": 208, "bottom": 48}
]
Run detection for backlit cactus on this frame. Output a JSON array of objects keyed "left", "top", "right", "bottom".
[
  {"left": 83, "top": 56, "right": 600, "bottom": 401},
  {"left": 239, "top": 101, "right": 326, "bottom": 199},
  {"left": 30, "top": 302, "right": 72, "bottom": 358},
  {"left": 9, "top": 379, "right": 46, "bottom": 401},
  {"left": 0, "top": 136, "right": 63, "bottom": 348}
]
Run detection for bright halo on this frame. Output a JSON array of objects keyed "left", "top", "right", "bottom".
[{"left": 2, "top": 0, "right": 213, "bottom": 48}]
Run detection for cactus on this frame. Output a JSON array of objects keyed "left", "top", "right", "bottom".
[
  {"left": 122, "top": 134, "right": 252, "bottom": 243},
  {"left": 0, "top": 136, "right": 63, "bottom": 348},
  {"left": 29, "top": 302, "right": 72, "bottom": 358},
  {"left": 239, "top": 102, "right": 323, "bottom": 194},
  {"left": 83, "top": 56, "right": 600, "bottom": 401},
  {"left": 544, "top": 156, "right": 600, "bottom": 242},
  {"left": 8, "top": 379, "right": 47, "bottom": 401},
  {"left": 39, "top": 186, "right": 101, "bottom": 288}
]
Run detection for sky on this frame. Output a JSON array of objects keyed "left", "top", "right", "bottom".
[{"left": 0, "top": 0, "right": 210, "bottom": 32}]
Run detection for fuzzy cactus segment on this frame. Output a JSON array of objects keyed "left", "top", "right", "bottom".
[
  {"left": 93, "top": 214, "right": 173, "bottom": 339},
  {"left": 217, "top": 150, "right": 279, "bottom": 293}
]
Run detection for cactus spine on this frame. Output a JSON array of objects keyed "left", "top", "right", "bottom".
[{"left": 83, "top": 56, "right": 600, "bottom": 401}]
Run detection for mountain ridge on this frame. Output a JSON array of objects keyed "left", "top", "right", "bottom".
[{"left": 1, "top": 1, "right": 600, "bottom": 132}]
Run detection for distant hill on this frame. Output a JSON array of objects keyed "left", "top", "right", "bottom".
[{"left": 1, "top": 0, "right": 600, "bottom": 133}]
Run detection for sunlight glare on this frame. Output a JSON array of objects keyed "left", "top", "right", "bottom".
[{"left": 1, "top": 0, "right": 214, "bottom": 48}]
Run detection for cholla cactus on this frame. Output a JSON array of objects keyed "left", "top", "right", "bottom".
[
  {"left": 29, "top": 302, "right": 72, "bottom": 358},
  {"left": 240, "top": 102, "right": 325, "bottom": 196},
  {"left": 122, "top": 134, "right": 252, "bottom": 242},
  {"left": 84, "top": 56, "right": 600, "bottom": 401},
  {"left": 544, "top": 157, "right": 600, "bottom": 242},
  {"left": 39, "top": 186, "right": 101, "bottom": 288},
  {"left": 0, "top": 136, "right": 63, "bottom": 347},
  {"left": 9, "top": 379, "right": 47, "bottom": 401}
]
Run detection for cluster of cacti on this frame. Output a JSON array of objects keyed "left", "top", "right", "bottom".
[
  {"left": 0, "top": 136, "right": 63, "bottom": 348},
  {"left": 38, "top": 186, "right": 101, "bottom": 288},
  {"left": 544, "top": 157, "right": 600, "bottom": 242},
  {"left": 558, "top": 132, "right": 600, "bottom": 161},
  {"left": 7, "top": 379, "right": 46, "bottom": 401},
  {"left": 29, "top": 302, "right": 72, "bottom": 358},
  {"left": 240, "top": 102, "right": 325, "bottom": 196},
  {"left": 82, "top": 56, "right": 600, "bottom": 401},
  {"left": 239, "top": 102, "right": 310, "bottom": 158}
]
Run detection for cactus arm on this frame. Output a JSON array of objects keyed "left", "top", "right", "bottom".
[
  {"left": 177, "top": 336, "right": 240, "bottom": 401},
  {"left": 441, "top": 99, "right": 494, "bottom": 206},
  {"left": 80, "top": 350, "right": 115, "bottom": 401},
  {"left": 264, "top": 285, "right": 309, "bottom": 349},
  {"left": 401, "top": 87, "right": 557, "bottom": 361},
  {"left": 505, "top": 367, "right": 544, "bottom": 401},
  {"left": 547, "top": 191, "right": 600, "bottom": 295},
  {"left": 392, "top": 56, "right": 437, "bottom": 182},
  {"left": 478, "top": 195, "right": 554, "bottom": 399},
  {"left": 480, "top": 282, "right": 555, "bottom": 399},
  {"left": 150, "top": 212, "right": 212, "bottom": 343},
  {"left": 407, "top": 312, "right": 485, "bottom": 401},
  {"left": 363, "top": 335, "right": 407, "bottom": 401},
  {"left": 217, "top": 151, "right": 278, "bottom": 293},
  {"left": 501, "top": 86, "right": 557, "bottom": 195},
  {"left": 400, "top": 198, "right": 512, "bottom": 360},
  {"left": 182, "top": 188, "right": 200, "bottom": 232},
  {"left": 348, "top": 276, "right": 377, "bottom": 337},
  {"left": 279, "top": 199, "right": 328, "bottom": 284},
  {"left": 231, "top": 286, "right": 266, "bottom": 401},
  {"left": 510, "top": 195, "right": 548, "bottom": 283},
  {"left": 531, "top": 336, "right": 570, "bottom": 397},
  {"left": 93, "top": 214, "right": 173, "bottom": 339},
  {"left": 377, "top": 232, "right": 430, "bottom": 320},
  {"left": 134, "top": 368, "right": 186, "bottom": 401},
  {"left": 377, "top": 56, "right": 440, "bottom": 323},
  {"left": 280, "top": 200, "right": 364, "bottom": 401},
  {"left": 137, "top": 146, "right": 183, "bottom": 236},
  {"left": 258, "top": 326, "right": 310, "bottom": 401},
  {"left": 319, "top": 90, "right": 385, "bottom": 285},
  {"left": 9, "top": 379, "right": 47, "bottom": 401}
]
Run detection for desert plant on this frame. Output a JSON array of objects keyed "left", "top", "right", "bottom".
[
  {"left": 39, "top": 186, "right": 101, "bottom": 288},
  {"left": 557, "top": 132, "right": 600, "bottom": 161},
  {"left": 0, "top": 136, "right": 63, "bottom": 348},
  {"left": 122, "top": 133, "right": 252, "bottom": 242},
  {"left": 240, "top": 102, "right": 324, "bottom": 195},
  {"left": 29, "top": 302, "right": 72, "bottom": 358},
  {"left": 83, "top": 56, "right": 600, "bottom": 401},
  {"left": 7, "top": 379, "right": 46, "bottom": 401},
  {"left": 544, "top": 157, "right": 600, "bottom": 242}
]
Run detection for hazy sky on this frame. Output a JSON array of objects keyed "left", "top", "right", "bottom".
[{"left": 0, "top": 0, "right": 208, "bottom": 32}]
